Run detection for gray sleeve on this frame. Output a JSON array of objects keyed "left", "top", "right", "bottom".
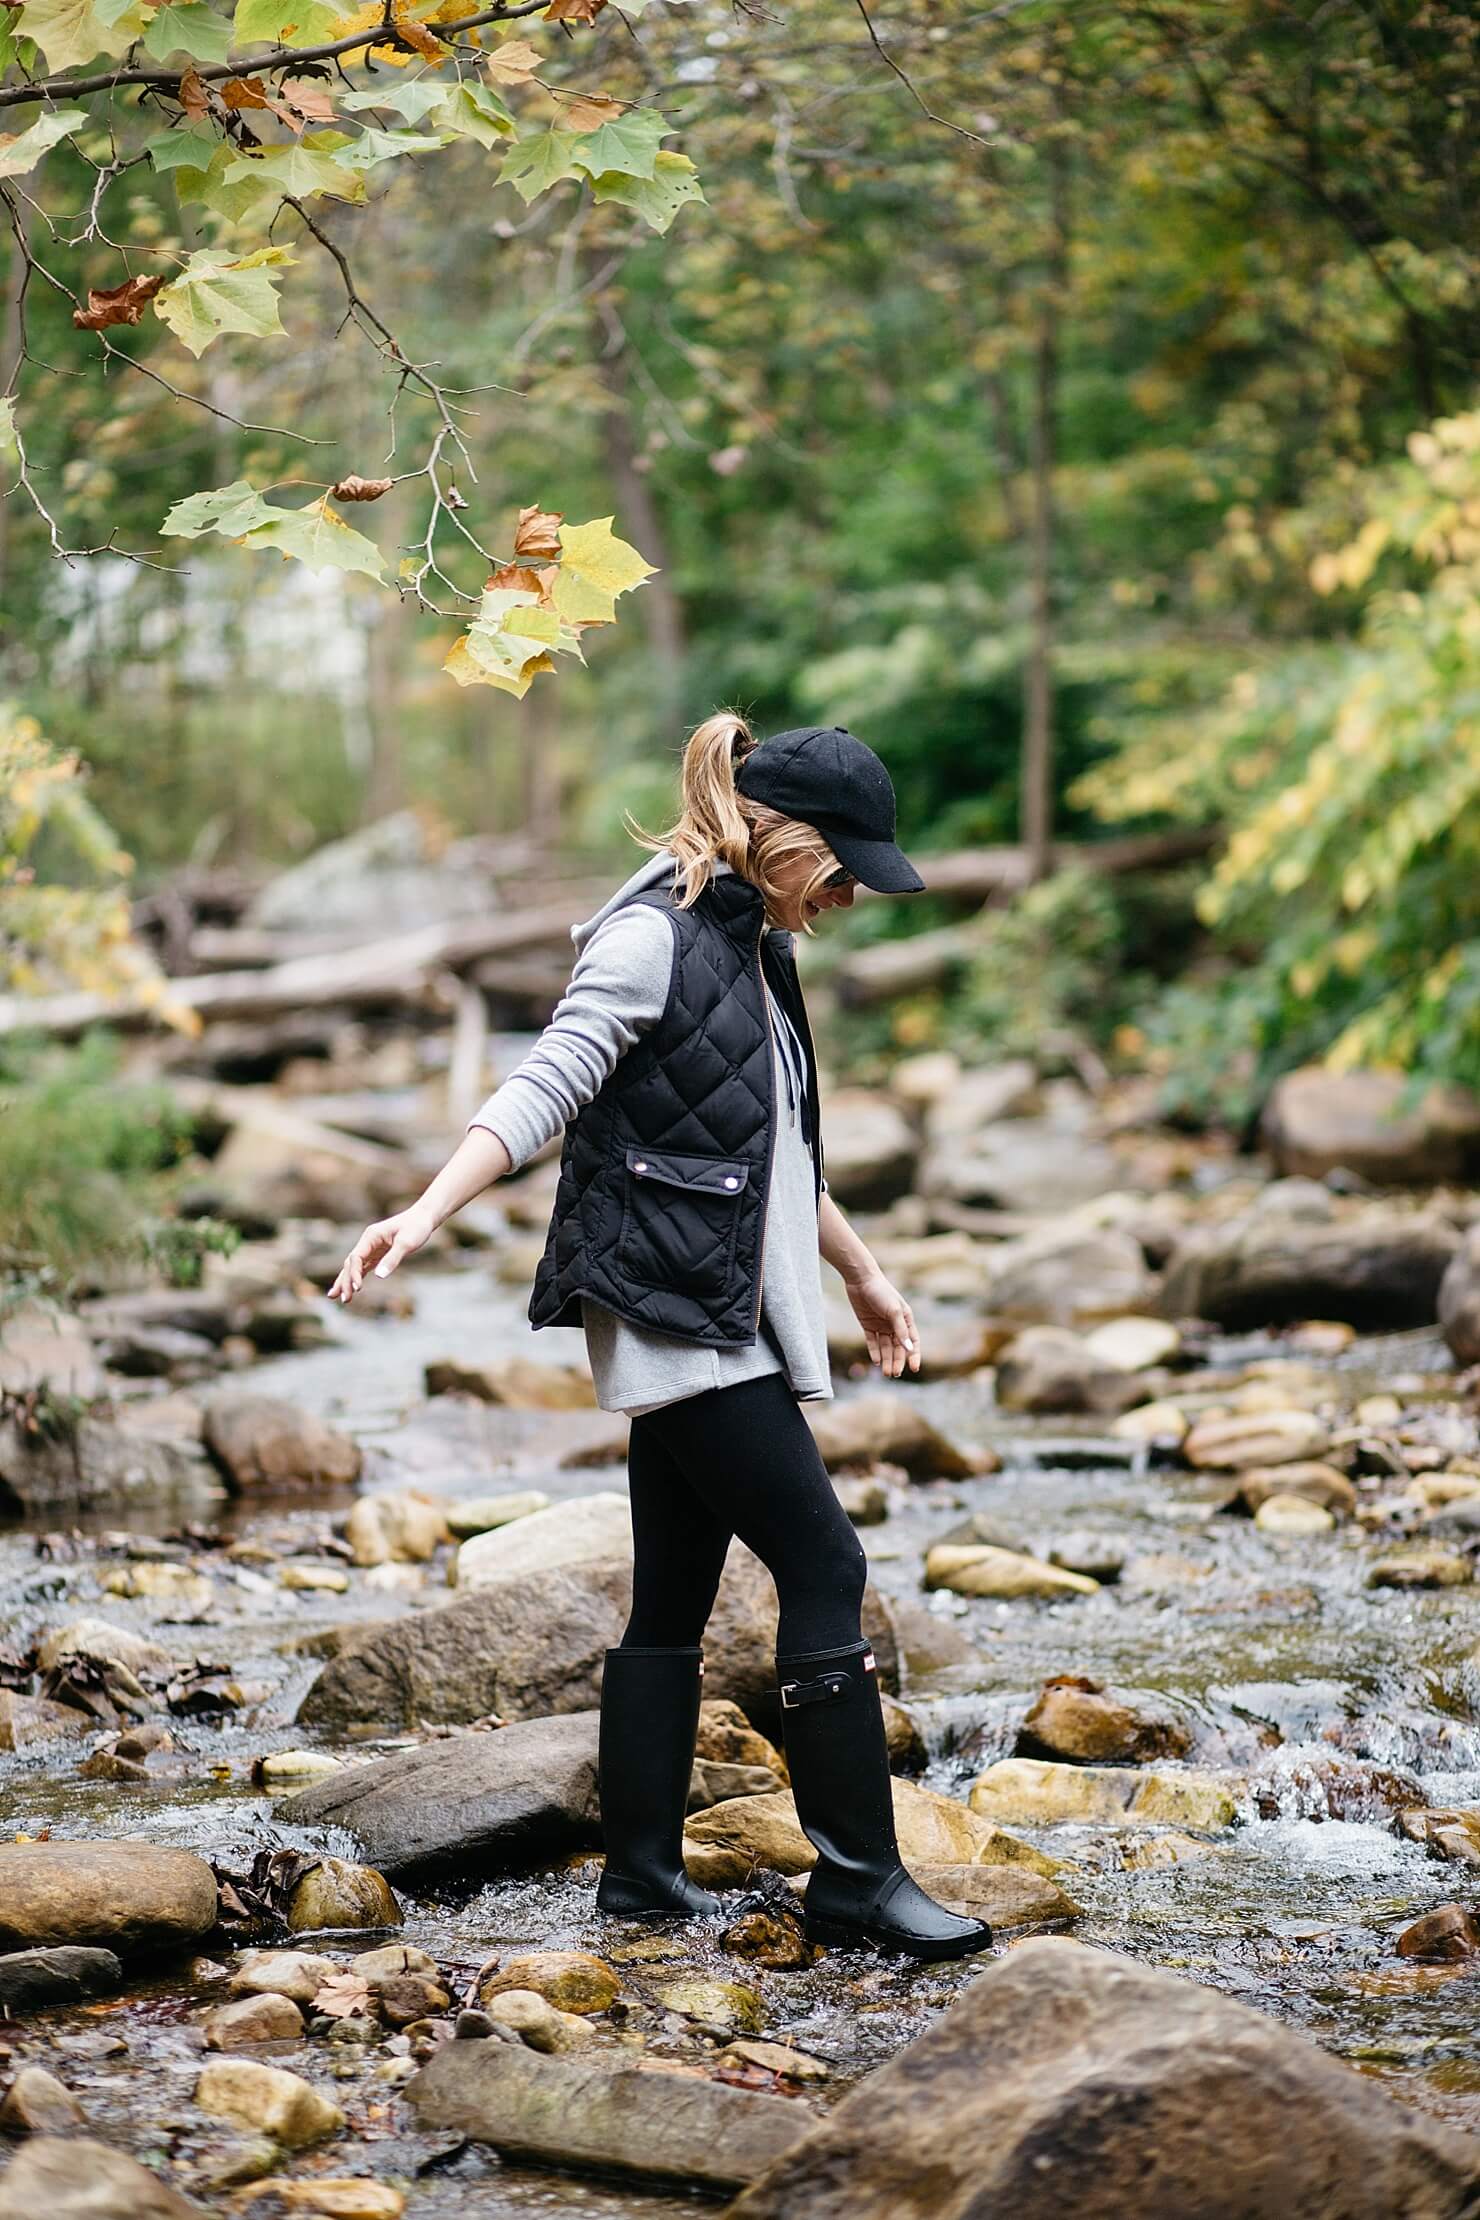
[{"left": 465, "top": 905, "right": 675, "bottom": 1171}]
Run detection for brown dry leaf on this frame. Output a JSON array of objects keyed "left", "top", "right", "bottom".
[
  {"left": 178, "top": 67, "right": 211, "bottom": 118},
  {"left": 484, "top": 36, "right": 542, "bottom": 83},
  {"left": 313, "top": 1970, "right": 372, "bottom": 2019},
  {"left": 331, "top": 474, "right": 395, "bottom": 502},
  {"left": 220, "top": 76, "right": 271, "bottom": 110},
  {"left": 563, "top": 91, "right": 623, "bottom": 131},
  {"left": 276, "top": 78, "right": 337, "bottom": 123},
  {"left": 393, "top": 16, "right": 446, "bottom": 60},
  {"left": 73, "top": 274, "right": 166, "bottom": 332},
  {"left": 544, "top": 0, "right": 606, "bottom": 20},
  {"left": 484, "top": 561, "right": 545, "bottom": 595},
  {"left": 512, "top": 502, "right": 563, "bottom": 560}
]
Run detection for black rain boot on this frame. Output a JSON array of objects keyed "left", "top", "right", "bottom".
[
  {"left": 595, "top": 1644, "right": 722, "bottom": 1918},
  {"left": 776, "top": 1638, "right": 993, "bottom": 1962}
]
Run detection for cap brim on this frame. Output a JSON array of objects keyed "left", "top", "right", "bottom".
[{"left": 827, "top": 833, "right": 927, "bottom": 894}]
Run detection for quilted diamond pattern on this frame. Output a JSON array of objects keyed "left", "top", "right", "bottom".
[{"left": 529, "top": 866, "right": 821, "bottom": 1347}]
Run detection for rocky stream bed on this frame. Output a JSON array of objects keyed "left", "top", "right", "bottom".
[{"left": 5, "top": 1105, "right": 1480, "bottom": 2215}]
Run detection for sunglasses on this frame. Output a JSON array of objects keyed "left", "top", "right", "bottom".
[{"left": 821, "top": 864, "right": 856, "bottom": 891}]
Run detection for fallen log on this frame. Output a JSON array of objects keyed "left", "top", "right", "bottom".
[{"left": 912, "top": 827, "right": 1218, "bottom": 901}]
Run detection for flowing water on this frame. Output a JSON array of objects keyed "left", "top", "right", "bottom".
[{"left": 3, "top": 1256, "right": 1479, "bottom": 2208}]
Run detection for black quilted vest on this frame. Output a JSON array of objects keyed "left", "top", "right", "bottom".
[{"left": 528, "top": 862, "right": 824, "bottom": 1346}]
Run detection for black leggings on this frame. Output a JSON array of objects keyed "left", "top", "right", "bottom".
[{"left": 619, "top": 1372, "right": 869, "bottom": 1656}]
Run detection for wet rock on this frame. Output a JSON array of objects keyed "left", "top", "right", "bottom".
[
  {"left": 651, "top": 1978, "right": 764, "bottom": 2034},
  {"left": 1439, "top": 1224, "right": 1480, "bottom": 1366},
  {"left": 454, "top": 1492, "right": 631, "bottom": 1586},
  {"left": 1184, "top": 1409, "right": 1329, "bottom": 1470},
  {"left": 912, "top": 1319, "right": 1011, "bottom": 1381},
  {"left": 345, "top": 1490, "right": 447, "bottom": 1566},
  {"left": 1161, "top": 1206, "right": 1458, "bottom": 1332},
  {"left": 0, "top": 1946, "right": 121, "bottom": 2015},
  {"left": 405, "top": 2041, "right": 810, "bottom": 2190},
  {"left": 907, "top": 1863, "right": 1079, "bottom": 1929},
  {"left": 0, "top": 1410, "right": 218, "bottom": 1511},
  {"left": 1082, "top": 1315, "right": 1182, "bottom": 1371},
  {"left": 1232, "top": 1462, "right": 1356, "bottom": 1518},
  {"left": 1110, "top": 1398, "right": 1190, "bottom": 1448},
  {"left": 0, "top": 1305, "right": 105, "bottom": 1399},
  {"left": 718, "top": 1911, "right": 815, "bottom": 1970},
  {"left": 723, "top": 1936, "right": 1480, "bottom": 2220},
  {"left": 79, "top": 1723, "right": 190, "bottom": 1783},
  {"left": 36, "top": 1618, "right": 171, "bottom": 1680},
  {"left": 922, "top": 1058, "right": 1040, "bottom": 1136},
  {"left": 100, "top": 1562, "right": 215, "bottom": 1614},
  {"left": 202, "top": 1393, "right": 362, "bottom": 1491},
  {"left": 376, "top": 1974, "right": 451, "bottom": 2028},
  {"left": 1249, "top": 1751, "right": 1424, "bottom": 1825},
  {"left": 285, "top": 1858, "right": 400, "bottom": 1934},
  {"left": 278, "top": 1713, "right": 602, "bottom": 1879},
  {"left": 229, "top": 1951, "right": 338, "bottom": 2007},
  {"left": 0, "top": 2137, "right": 206, "bottom": 2219},
  {"left": 968, "top": 1758, "right": 1239, "bottom": 1831},
  {"left": 925, "top": 1544, "right": 1099, "bottom": 1601},
  {"left": 0, "top": 2067, "right": 84, "bottom": 2136},
  {"left": 479, "top": 1989, "right": 593, "bottom": 2052},
  {"left": 1046, "top": 1535, "right": 1127, "bottom": 1583},
  {"left": 684, "top": 1777, "right": 1057, "bottom": 1883},
  {"left": 925, "top": 1122, "right": 1126, "bottom": 1215},
  {"left": 1254, "top": 1493, "right": 1335, "bottom": 1534},
  {"left": 425, "top": 1354, "right": 595, "bottom": 1408},
  {"left": 444, "top": 1491, "right": 550, "bottom": 1540},
  {"left": 194, "top": 2059, "right": 344, "bottom": 2148},
  {"left": 279, "top": 1563, "right": 349, "bottom": 1594},
  {"left": 994, "top": 1327, "right": 1147, "bottom": 1417},
  {"left": 804, "top": 1396, "right": 991, "bottom": 1479},
  {"left": 481, "top": 1952, "right": 619, "bottom": 2014},
  {"left": 833, "top": 1475, "right": 890, "bottom": 1523},
  {"left": 0, "top": 1841, "right": 218, "bottom": 1953},
  {"left": 720, "top": 2039, "right": 830, "bottom": 2083},
  {"left": 1367, "top": 1547, "right": 1473, "bottom": 1590},
  {"left": 0, "top": 1691, "right": 92, "bottom": 1750},
  {"left": 351, "top": 1942, "right": 439, "bottom": 1984},
  {"left": 253, "top": 1751, "right": 343, "bottom": 1791},
  {"left": 1397, "top": 1905, "right": 1480, "bottom": 1963},
  {"left": 1398, "top": 1809, "right": 1480, "bottom": 1864},
  {"left": 987, "top": 1232, "right": 1157, "bottom": 1328},
  {"left": 201, "top": 1993, "right": 305, "bottom": 2048},
  {"left": 695, "top": 1702, "right": 787, "bottom": 1783},
  {"left": 1018, "top": 1675, "right": 1192, "bottom": 1765},
  {"left": 1264, "top": 1066, "right": 1480, "bottom": 1186},
  {"left": 248, "top": 2185, "right": 403, "bottom": 2220}
]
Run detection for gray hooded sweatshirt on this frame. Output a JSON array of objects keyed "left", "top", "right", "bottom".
[{"left": 466, "top": 848, "right": 834, "bottom": 1416}]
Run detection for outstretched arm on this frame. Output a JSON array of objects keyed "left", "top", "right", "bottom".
[{"left": 818, "top": 1190, "right": 921, "bottom": 1378}]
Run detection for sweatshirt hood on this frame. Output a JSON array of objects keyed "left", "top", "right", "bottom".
[{"left": 572, "top": 851, "right": 782, "bottom": 954}]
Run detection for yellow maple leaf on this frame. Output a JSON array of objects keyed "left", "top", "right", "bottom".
[{"left": 557, "top": 514, "right": 656, "bottom": 597}]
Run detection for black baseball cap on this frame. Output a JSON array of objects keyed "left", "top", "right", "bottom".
[{"left": 735, "top": 726, "right": 926, "bottom": 893}]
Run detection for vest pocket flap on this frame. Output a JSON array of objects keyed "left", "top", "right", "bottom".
[{"left": 624, "top": 1145, "right": 750, "bottom": 1197}]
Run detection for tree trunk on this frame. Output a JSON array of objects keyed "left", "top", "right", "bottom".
[{"left": 1021, "top": 115, "right": 1070, "bottom": 886}]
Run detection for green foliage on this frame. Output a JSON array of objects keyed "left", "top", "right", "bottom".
[
  {"left": 954, "top": 867, "right": 1136, "bottom": 1067},
  {"left": 0, "top": 1028, "right": 202, "bottom": 1283}
]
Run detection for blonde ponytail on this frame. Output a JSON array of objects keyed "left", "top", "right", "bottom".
[{"left": 625, "top": 707, "right": 842, "bottom": 930}]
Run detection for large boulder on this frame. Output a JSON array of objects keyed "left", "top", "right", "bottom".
[
  {"left": 453, "top": 1493, "right": 632, "bottom": 1587},
  {"left": 276, "top": 1712, "right": 603, "bottom": 1879},
  {"left": 815, "top": 1091, "right": 919, "bottom": 1210},
  {"left": 1262, "top": 1067, "right": 1480, "bottom": 1186},
  {"left": 993, "top": 1327, "right": 1147, "bottom": 1417},
  {"left": 297, "top": 1544, "right": 898, "bottom": 1733},
  {"left": 0, "top": 2139, "right": 206, "bottom": 2220},
  {"left": 803, "top": 1396, "right": 989, "bottom": 1479},
  {"left": 0, "top": 1947, "right": 122, "bottom": 2015},
  {"left": 921, "top": 1119, "right": 1126, "bottom": 1213},
  {"left": 723, "top": 1937, "right": 1480, "bottom": 2219},
  {"left": 0, "top": 1842, "right": 218, "bottom": 1953},
  {"left": 0, "top": 1306, "right": 105, "bottom": 1400},
  {"left": 248, "top": 808, "right": 496, "bottom": 934},
  {"left": 407, "top": 2040, "right": 810, "bottom": 2192},
  {"left": 0, "top": 1412, "right": 217, "bottom": 1513},
  {"left": 987, "top": 1232, "right": 1158, "bottom": 1328},
  {"left": 1161, "top": 1205, "right": 1459, "bottom": 1331}
]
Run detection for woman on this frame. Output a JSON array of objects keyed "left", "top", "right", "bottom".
[{"left": 328, "top": 715, "right": 991, "bottom": 1963}]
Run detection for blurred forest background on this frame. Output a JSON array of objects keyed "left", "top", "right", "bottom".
[{"left": 4, "top": 0, "right": 1480, "bottom": 1279}]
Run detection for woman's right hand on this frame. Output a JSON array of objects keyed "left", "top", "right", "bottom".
[{"left": 328, "top": 1204, "right": 437, "bottom": 1304}]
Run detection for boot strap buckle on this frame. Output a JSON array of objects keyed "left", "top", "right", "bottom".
[{"left": 780, "top": 1668, "right": 852, "bottom": 1709}]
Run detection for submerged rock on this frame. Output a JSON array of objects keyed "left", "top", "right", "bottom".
[
  {"left": 924, "top": 1544, "right": 1098, "bottom": 1600},
  {"left": 405, "top": 2041, "right": 810, "bottom": 2191},
  {"left": 194, "top": 2059, "right": 343, "bottom": 2149},
  {"left": 1396, "top": 1905, "right": 1480, "bottom": 1963},
  {"left": 0, "top": 1841, "right": 218, "bottom": 1953},
  {"left": 722, "top": 1937, "right": 1480, "bottom": 2219},
  {"left": 968, "top": 1758, "right": 1239, "bottom": 1832},
  {"left": 284, "top": 1857, "right": 400, "bottom": 1934},
  {"left": 480, "top": 1952, "right": 618, "bottom": 2014},
  {"left": 201, "top": 1992, "right": 305, "bottom": 2047},
  {"left": 1399, "top": 1809, "right": 1480, "bottom": 1864},
  {"left": 478, "top": 1988, "right": 592, "bottom": 2052},
  {"left": 0, "top": 2137, "right": 206, "bottom": 2219}
]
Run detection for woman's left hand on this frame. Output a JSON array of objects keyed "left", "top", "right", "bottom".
[{"left": 845, "top": 1265, "right": 921, "bottom": 1378}]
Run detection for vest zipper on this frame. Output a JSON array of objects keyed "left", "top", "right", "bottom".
[{"left": 751, "top": 931, "right": 778, "bottom": 1334}]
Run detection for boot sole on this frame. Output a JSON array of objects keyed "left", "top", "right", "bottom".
[{"left": 804, "top": 1912, "right": 992, "bottom": 1962}]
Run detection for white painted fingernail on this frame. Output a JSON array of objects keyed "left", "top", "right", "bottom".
[{"left": 374, "top": 1263, "right": 390, "bottom": 1277}]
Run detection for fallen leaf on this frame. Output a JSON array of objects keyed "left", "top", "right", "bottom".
[
  {"left": 512, "top": 501, "right": 563, "bottom": 560},
  {"left": 313, "top": 1971, "right": 373, "bottom": 2020},
  {"left": 331, "top": 473, "right": 395, "bottom": 501},
  {"left": 72, "top": 273, "right": 166, "bottom": 331}
]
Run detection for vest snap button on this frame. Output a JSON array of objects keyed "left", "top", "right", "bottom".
[
  {"left": 723, "top": 1176, "right": 739, "bottom": 1189},
  {"left": 634, "top": 1161, "right": 648, "bottom": 1174}
]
